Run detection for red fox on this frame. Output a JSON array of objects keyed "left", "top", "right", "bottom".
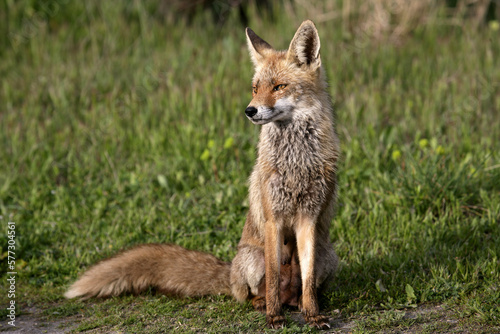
[{"left": 66, "top": 20, "right": 339, "bottom": 329}]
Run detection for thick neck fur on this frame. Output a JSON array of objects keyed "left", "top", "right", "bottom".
[{"left": 259, "top": 114, "right": 326, "bottom": 173}]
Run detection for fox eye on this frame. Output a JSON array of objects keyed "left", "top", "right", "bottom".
[
  {"left": 252, "top": 86, "right": 258, "bottom": 94},
  {"left": 273, "top": 84, "right": 287, "bottom": 91}
]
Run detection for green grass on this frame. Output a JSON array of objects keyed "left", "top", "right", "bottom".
[{"left": 1, "top": 1, "right": 499, "bottom": 332}]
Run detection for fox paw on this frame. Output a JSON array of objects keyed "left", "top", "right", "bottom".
[
  {"left": 251, "top": 296, "right": 266, "bottom": 313},
  {"left": 304, "top": 314, "right": 330, "bottom": 329},
  {"left": 266, "top": 314, "right": 286, "bottom": 329}
]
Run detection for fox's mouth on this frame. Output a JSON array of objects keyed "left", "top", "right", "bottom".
[
  {"left": 248, "top": 117, "right": 273, "bottom": 125},
  {"left": 247, "top": 110, "right": 284, "bottom": 125}
]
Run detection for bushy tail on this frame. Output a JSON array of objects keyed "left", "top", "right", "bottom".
[{"left": 65, "top": 244, "right": 232, "bottom": 299}]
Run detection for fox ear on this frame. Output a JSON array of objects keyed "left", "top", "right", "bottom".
[
  {"left": 246, "top": 27, "right": 273, "bottom": 66},
  {"left": 287, "top": 20, "right": 321, "bottom": 69}
]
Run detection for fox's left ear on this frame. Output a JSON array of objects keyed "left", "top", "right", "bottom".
[{"left": 287, "top": 20, "right": 321, "bottom": 69}]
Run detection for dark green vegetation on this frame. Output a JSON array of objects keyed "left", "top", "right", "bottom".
[{"left": 1, "top": 1, "right": 499, "bottom": 333}]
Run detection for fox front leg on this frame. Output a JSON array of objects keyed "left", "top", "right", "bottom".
[
  {"left": 296, "top": 215, "right": 331, "bottom": 329},
  {"left": 264, "top": 218, "right": 285, "bottom": 329}
]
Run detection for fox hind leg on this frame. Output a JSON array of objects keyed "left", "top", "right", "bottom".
[{"left": 230, "top": 244, "right": 265, "bottom": 303}]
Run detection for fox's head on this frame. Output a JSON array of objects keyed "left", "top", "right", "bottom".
[{"left": 245, "top": 20, "right": 325, "bottom": 125}]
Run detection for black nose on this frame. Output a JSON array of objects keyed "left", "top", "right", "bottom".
[{"left": 245, "top": 106, "right": 258, "bottom": 118}]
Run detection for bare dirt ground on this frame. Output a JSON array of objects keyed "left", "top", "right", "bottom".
[{"left": 1, "top": 307, "right": 76, "bottom": 333}]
